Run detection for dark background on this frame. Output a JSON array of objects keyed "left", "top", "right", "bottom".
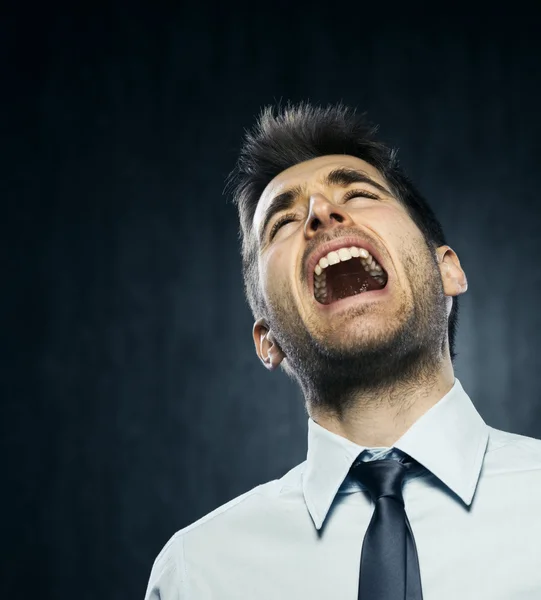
[{"left": 3, "top": 6, "right": 541, "bottom": 599}]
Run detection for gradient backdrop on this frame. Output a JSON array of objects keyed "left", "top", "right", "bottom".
[{"left": 4, "top": 7, "right": 541, "bottom": 600}]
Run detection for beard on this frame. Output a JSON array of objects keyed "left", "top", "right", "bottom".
[{"left": 263, "top": 241, "right": 449, "bottom": 419}]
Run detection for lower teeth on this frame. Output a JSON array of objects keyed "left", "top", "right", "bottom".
[
  {"left": 314, "top": 277, "right": 388, "bottom": 303},
  {"left": 315, "top": 282, "right": 370, "bottom": 304}
]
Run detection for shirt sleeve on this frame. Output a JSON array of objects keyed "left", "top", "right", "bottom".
[{"left": 144, "top": 533, "right": 184, "bottom": 600}]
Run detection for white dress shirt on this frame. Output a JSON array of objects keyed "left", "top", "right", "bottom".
[{"left": 144, "top": 378, "right": 541, "bottom": 599}]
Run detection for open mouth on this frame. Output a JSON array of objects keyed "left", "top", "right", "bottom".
[{"left": 312, "top": 246, "right": 388, "bottom": 305}]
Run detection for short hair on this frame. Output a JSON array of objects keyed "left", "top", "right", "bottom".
[{"left": 226, "top": 102, "right": 459, "bottom": 361}]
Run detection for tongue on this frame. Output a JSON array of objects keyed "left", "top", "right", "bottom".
[
  {"left": 325, "top": 260, "right": 383, "bottom": 304},
  {"left": 329, "top": 272, "right": 372, "bottom": 303}
]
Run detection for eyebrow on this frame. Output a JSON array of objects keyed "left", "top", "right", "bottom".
[{"left": 259, "top": 168, "right": 390, "bottom": 242}]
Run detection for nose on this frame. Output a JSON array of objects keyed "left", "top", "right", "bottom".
[{"left": 303, "top": 193, "right": 355, "bottom": 239}]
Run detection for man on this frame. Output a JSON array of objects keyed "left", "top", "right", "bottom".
[{"left": 144, "top": 103, "right": 541, "bottom": 599}]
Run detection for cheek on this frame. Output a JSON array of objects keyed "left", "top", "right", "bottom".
[
  {"left": 366, "top": 206, "right": 424, "bottom": 249},
  {"left": 359, "top": 207, "right": 427, "bottom": 288},
  {"left": 259, "top": 247, "right": 295, "bottom": 297},
  {"left": 371, "top": 205, "right": 408, "bottom": 230}
]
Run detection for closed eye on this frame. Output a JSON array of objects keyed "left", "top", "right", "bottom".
[
  {"left": 270, "top": 212, "right": 298, "bottom": 239},
  {"left": 342, "top": 189, "right": 380, "bottom": 201}
]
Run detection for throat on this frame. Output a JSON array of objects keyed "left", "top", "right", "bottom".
[{"left": 330, "top": 271, "right": 373, "bottom": 302}]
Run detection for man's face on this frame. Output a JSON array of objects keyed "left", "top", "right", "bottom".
[{"left": 252, "top": 154, "right": 458, "bottom": 406}]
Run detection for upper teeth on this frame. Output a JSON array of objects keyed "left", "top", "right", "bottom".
[{"left": 314, "top": 246, "right": 383, "bottom": 277}]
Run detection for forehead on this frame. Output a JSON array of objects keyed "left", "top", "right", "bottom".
[{"left": 253, "top": 155, "right": 389, "bottom": 230}]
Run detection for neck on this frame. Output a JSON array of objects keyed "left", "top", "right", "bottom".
[{"left": 308, "top": 360, "right": 455, "bottom": 448}]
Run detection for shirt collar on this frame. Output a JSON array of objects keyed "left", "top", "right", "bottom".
[{"left": 302, "top": 378, "right": 489, "bottom": 530}]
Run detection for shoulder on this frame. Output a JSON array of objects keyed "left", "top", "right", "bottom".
[
  {"left": 145, "top": 460, "right": 306, "bottom": 596},
  {"left": 485, "top": 425, "right": 541, "bottom": 470},
  {"left": 178, "top": 459, "right": 305, "bottom": 539}
]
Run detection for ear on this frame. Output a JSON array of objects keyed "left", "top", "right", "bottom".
[
  {"left": 252, "top": 318, "right": 286, "bottom": 371},
  {"left": 436, "top": 246, "right": 468, "bottom": 314}
]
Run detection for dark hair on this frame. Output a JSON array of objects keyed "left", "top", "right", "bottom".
[{"left": 226, "top": 102, "right": 459, "bottom": 361}]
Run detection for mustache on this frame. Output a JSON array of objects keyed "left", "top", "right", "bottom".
[{"left": 301, "top": 226, "right": 384, "bottom": 281}]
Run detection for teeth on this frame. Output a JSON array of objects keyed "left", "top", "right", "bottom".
[
  {"left": 316, "top": 245, "right": 380, "bottom": 274},
  {"left": 313, "top": 244, "right": 387, "bottom": 303},
  {"left": 337, "top": 248, "right": 352, "bottom": 261},
  {"left": 327, "top": 251, "right": 340, "bottom": 265}
]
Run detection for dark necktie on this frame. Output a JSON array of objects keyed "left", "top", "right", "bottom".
[{"left": 350, "top": 456, "right": 423, "bottom": 600}]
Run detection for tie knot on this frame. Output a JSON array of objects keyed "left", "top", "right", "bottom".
[{"left": 350, "top": 459, "right": 409, "bottom": 504}]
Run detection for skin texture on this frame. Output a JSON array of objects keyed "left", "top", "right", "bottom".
[{"left": 251, "top": 155, "right": 468, "bottom": 447}]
